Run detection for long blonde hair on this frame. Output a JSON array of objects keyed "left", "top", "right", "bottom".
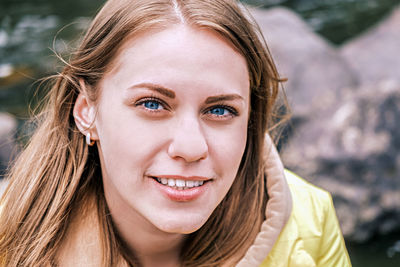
[{"left": 0, "top": 0, "right": 286, "bottom": 266}]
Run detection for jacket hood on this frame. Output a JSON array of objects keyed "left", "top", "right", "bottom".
[{"left": 236, "top": 134, "right": 292, "bottom": 266}]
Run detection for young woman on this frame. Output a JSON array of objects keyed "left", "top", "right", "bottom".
[{"left": 0, "top": 0, "right": 351, "bottom": 266}]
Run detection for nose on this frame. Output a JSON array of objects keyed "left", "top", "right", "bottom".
[{"left": 167, "top": 116, "right": 208, "bottom": 163}]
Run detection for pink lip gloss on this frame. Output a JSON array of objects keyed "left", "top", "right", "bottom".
[{"left": 151, "top": 178, "right": 209, "bottom": 202}]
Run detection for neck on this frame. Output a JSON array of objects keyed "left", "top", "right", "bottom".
[
  {"left": 109, "top": 205, "right": 185, "bottom": 267},
  {"left": 121, "top": 225, "right": 184, "bottom": 267}
]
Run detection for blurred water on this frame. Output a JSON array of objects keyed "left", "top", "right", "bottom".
[
  {"left": 1, "top": 0, "right": 400, "bottom": 265},
  {"left": 0, "top": 0, "right": 104, "bottom": 116},
  {"left": 348, "top": 233, "right": 400, "bottom": 267},
  {"left": 1, "top": 0, "right": 399, "bottom": 116},
  {"left": 242, "top": 0, "right": 400, "bottom": 44}
]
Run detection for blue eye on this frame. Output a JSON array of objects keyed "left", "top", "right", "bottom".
[
  {"left": 135, "top": 97, "right": 168, "bottom": 114},
  {"left": 206, "top": 106, "right": 238, "bottom": 118},
  {"left": 209, "top": 107, "right": 229, "bottom": 116},
  {"left": 143, "top": 100, "right": 161, "bottom": 110}
]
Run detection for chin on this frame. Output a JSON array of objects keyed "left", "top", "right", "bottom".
[{"left": 155, "top": 213, "right": 211, "bottom": 235}]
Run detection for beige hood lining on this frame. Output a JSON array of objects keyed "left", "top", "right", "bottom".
[{"left": 236, "top": 134, "right": 293, "bottom": 266}]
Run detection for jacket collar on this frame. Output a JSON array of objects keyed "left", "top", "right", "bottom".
[
  {"left": 56, "top": 134, "right": 292, "bottom": 266},
  {"left": 235, "top": 134, "right": 292, "bottom": 266}
]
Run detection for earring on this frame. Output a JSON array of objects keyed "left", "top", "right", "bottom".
[{"left": 86, "top": 132, "right": 95, "bottom": 146}]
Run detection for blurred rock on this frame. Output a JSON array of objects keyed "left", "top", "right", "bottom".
[
  {"left": 248, "top": 5, "right": 400, "bottom": 242},
  {"left": 281, "top": 81, "right": 400, "bottom": 242},
  {"left": 0, "top": 113, "right": 18, "bottom": 178},
  {"left": 249, "top": 7, "right": 359, "bottom": 116},
  {"left": 341, "top": 7, "right": 400, "bottom": 85}
]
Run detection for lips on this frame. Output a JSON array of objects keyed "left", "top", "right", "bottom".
[
  {"left": 149, "top": 175, "right": 212, "bottom": 202},
  {"left": 152, "top": 176, "right": 207, "bottom": 189}
]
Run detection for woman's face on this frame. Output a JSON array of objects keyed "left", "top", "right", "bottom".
[{"left": 94, "top": 25, "right": 250, "bottom": 234}]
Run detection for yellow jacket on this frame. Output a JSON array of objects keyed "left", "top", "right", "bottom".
[
  {"left": 260, "top": 170, "right": 352, "bottom": 266},
  {"left": 234, "top": 136, "right": 351, "bottom": 267}
]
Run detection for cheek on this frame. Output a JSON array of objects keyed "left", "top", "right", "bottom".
[
  {"left": 208, "top": 119, "right": 248, "bottom": 177},
  {"left": 94, "top": 107, "right": 168, "bottom": 179}
]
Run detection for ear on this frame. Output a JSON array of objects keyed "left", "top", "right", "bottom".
[{"left": 73, "top": 79, "right": 99, "bottom": 140}]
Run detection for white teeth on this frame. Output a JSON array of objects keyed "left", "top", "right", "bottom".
[
  {"left": 176, "top": 179, "right": 185, "bottom": 187},
  {"left": 155, "top": 177, "right": 207, "bottom": 189},
  {"left": 167, "top": 179, "right": 176, "bottom": 187}
]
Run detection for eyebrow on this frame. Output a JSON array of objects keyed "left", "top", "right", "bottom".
[
  {"left": 205, "top": 94, "right": 244, "bottom": 104},
  {"left": 129, "top": 83, "right": 176, "bottom": 99},
  {"left": 129, "top": 82, "right": 243, "bottom": 103}
]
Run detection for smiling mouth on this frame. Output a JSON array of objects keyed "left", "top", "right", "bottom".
[{"left": 151, "top": 176, "right": 211, "bottom": 190}]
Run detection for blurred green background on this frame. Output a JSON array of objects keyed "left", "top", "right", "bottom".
[
  {"left": 1, "top": 0, "right": 399, "bottom": 118},
  {"left": 1, "top": 0, "right": 400, "bottom": 266}
]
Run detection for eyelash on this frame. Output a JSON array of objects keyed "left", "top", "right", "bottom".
[
  {"left": 204, "top": 105, "right": 238, "bottom": 118},
  {"left": 135, "top": 96, "right": 239, "bottom": 118},
  {"left": 135, "top": 97, "right": 168, "bottom": 112}
]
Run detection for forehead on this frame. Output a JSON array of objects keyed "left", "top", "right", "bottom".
[{"left": 101, "top": 24, "right": 250, "bottom": 97}]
